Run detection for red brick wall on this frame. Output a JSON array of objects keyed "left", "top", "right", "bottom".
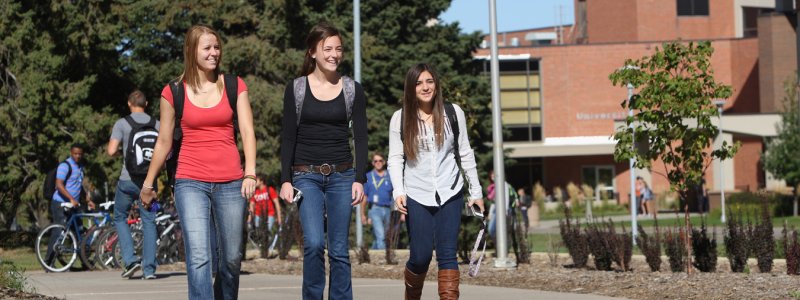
[
  {"left": 733, "top": 137, "right": 764, "bottom": 191},
  {"left": 584, "top": 0, "right": 735, "bottom": 43},
  {"left": 758, "top": 13, "right": 797, "bottom": 113},
  {"left": 586, "top": 0, "right": 639, "bottom": 44}
]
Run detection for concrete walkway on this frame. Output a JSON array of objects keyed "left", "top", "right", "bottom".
[{"left": 27, "top": 270, "right": 628, "bottom": 300}]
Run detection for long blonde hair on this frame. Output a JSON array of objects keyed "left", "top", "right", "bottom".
[
  {"left": 402, "top": 63, "right": 445, "bottom": 161},
  {"left": 179, "top": 25, "right": 223, "bottom": 94}
]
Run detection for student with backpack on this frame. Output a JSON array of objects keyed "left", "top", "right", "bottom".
[
  {"left": 107, "top": 90, "right": 159, "bottom": 279},
  {"left": 138, "top": 24, "right": 257, "bottom": 300},
  {"left": 278, "top": 22, "right": 368, "bottom": 300},
  {"left": 44, "top": 143, "right": 95, "bottom": 266},
  {"left": 387, "top": 63, "right": 484, "bottom": 300}
]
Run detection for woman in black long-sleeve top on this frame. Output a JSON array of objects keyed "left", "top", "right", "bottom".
[{"left": 278, "top": 22, "right": 368, "bottom": 300}]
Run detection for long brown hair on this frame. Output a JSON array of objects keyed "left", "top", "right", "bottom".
[
  {"left": 301, "top": 22, "right": 342, "bottom": 76},
  {"left": 180, "top": 24, "right": 223, "bottom": 94},
  {"left": 402, "top": 63, "right": 445, "bottom": 161}
]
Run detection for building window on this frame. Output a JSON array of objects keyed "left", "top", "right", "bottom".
[
  {"left": 677, "top": 0, "right": 709, "bottom": 16},
  {"left": 581, "top": 165, "right": 616, "bottom": 201},
  {"left": 483, "top": 59, "right": 543, "bottom": 142}
]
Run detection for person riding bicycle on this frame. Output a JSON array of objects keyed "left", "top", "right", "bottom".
[{"left": 46, "top": 143, "right": 95, "bottom": 265}]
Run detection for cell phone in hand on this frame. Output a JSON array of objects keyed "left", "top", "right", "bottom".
[
  {"left": 469, "top": 204, "right": 484, "bottom": 218},
  {"left": 292, "top": 187, "right": 303, "bottom": 204}
]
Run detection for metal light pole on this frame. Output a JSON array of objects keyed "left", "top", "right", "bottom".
[
  {"left": 353, "top": 0, "right": 363, "bottom": 247},
  {"left": 628, "top": 82, "right": 638, "bottom": 245},
  {"left": 714, "top": 99, "right": 726, "bottom": 223},
  {"left": 489, "top": 0, "right": 514, "bottom": 269},
  {"left": 620, "top": 65, "right": 639, "bottom": 246}
]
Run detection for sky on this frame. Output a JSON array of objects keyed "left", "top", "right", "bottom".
[{"left": 440, "top": 0, "right": 575, "bottom": 33}]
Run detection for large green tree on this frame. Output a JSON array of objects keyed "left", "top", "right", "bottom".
[
  {"left": 609, "top": 41, "right": 738, "bottom": 207},
  {"left": 0, "top": 0, "right": 491, "bottom": 230},
  {"left": 763, "top": 74, "right": 800, "bottom": 216}
]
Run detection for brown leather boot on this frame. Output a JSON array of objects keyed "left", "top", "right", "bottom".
[
  {"left": 437, "top": 269, "right": 460, "bottom": 300},
  {"left": 404, "top": 267, "right": 426, "bottom": 300}
]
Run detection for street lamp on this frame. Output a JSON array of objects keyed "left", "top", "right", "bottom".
[
  {"left": 713, "top": 99, "right": 726, "bottom": 224},
  {"left": 620, "top": 65, "right": 640, "bottom": 245}
]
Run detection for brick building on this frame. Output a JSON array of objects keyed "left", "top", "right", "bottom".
[{"left": 475, "top": 0, "right": 791, "bottom": 208}]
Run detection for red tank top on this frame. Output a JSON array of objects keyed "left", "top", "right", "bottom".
[{"left": 161, "top": 77, "right": 247, "bottom": 182}]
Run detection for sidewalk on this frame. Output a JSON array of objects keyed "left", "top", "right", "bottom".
[{"left": 27, "top": 270, "right": 628, "bottom": 300}]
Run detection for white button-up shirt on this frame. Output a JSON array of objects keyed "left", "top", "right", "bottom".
[{"left": 387, "top": 104, "right": 483, "bottom": 207}]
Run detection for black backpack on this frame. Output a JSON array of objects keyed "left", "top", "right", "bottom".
[
  {"left": 166, "top": 74, "right": 239, "bottom": 189},
  {"left": 43, "top": 161, "right": 72, "bottom": 200},
  {"left": 124, "top": 115, "right": 159, "bottom": 179}
]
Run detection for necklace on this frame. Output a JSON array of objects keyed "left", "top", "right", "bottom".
[{"left": 418, "top": 111, "right": 432, "bottom": 122}]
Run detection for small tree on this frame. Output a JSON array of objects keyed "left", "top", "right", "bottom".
[
  {"left": 609, "top": 41, "right": 738, "bottom": 210},
  {"left": 762, "top": 74, "right": 800, "bottom": 216}
]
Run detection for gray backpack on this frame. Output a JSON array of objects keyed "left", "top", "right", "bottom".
[{"left": 292, "top": 75, "right": 356, "bottom": 126}]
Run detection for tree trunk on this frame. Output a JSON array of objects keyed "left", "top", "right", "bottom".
[{"left": 681, "top": 190, "right": 693, "bottom": 274}]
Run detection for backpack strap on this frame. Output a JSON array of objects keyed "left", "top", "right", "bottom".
[
  {"left": 293, "top": 76, "right": 307, "bottom": 126},
  {"left": 169, "top": 80, "right": 185, "bottom": 142},
  {"left": 223, "top": 74, "right": 239, "bottom": 139},
  {"left": 444, "top": 102, "right": 464, "bottom": 190},
  {"left": 342, "top": 75, "right": 355, "bottom": 120},
  {"left": 62, "top": 160, "right": 72, "bottom": 185}
]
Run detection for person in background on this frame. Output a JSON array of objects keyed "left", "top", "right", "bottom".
[
  {"left": 107, "top": 90, "right": 159, "bottom": 279},
  {"left": 361, "top": 152, "right": 394, "bottom": 249}
]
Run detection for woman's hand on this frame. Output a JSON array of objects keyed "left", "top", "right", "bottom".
[
  {"left": 140, "top": 185, "right": 157, "bottom": 207},
  {"left": 468, "top": 198, "right": 485, "bottom": 215},
  {"left": 280, "top": 182, "right": 295, "bottom": 203},
  {"left": 351, "top": 182, "right": 364, "bottom": 206},
  {"left": 241, "top": 176, "right": 256, "bottom": 199},
  {"left": 395, "top": 195, "right": 407, "bottom": 215}
]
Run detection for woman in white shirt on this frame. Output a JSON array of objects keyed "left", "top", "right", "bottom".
[{"left": 387, "top": 63, "right": 484, "bottom": 300}]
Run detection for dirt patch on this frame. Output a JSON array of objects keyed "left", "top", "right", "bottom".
[
  {"left": 0, "top": 287, "right": 61, "bottom": 300},
  {"left": 155, "top": 250, "right": 800, "bottom": 300}
]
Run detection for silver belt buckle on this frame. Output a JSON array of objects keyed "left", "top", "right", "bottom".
[{"left": 319, "top": 163, "right": 333, "bottom": 175}]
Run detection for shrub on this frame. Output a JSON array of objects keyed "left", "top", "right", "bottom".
[
  {"left": 753, "top": 198, "right": 775, "bottom": 273},
  {"left": 782, "top": 222, "right": 800, "bottom": 275},
  {"left": 558, "top": 208, "right": 589, "bottom": 268},
  {"left": 607, "top": 221, "right": 632, "bottom": 272},
  {"left": 637, "top": 225, "right": 662, "bottom": 272},
  {"left": 585, "top": 220, "right": 613, "bottom": 271},
  {"left": 724, "top": 212, "right": 750, "bottom": 273},
  {"left": 691, "top": 221, "right": 717, "bottom": 272},
  {"left": 533, "top": 182, "right": 546, "bottom": 212},
  {"left": 664, "top": 227, "right": 687, "bottom": 272},
  {"left": 512, "top": 206, "right": 531, "bottom": 264}
]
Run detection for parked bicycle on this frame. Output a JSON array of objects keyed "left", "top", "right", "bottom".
[{"left": 35, "top": 202, "right": 112, "bottom": 272}]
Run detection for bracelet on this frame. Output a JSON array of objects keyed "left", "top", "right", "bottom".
[
  {"left": 243, "top": 175, "right": 256, "bottom": 181},
  {"left": 142, "top": 185, "right": 154, "bottom": 190}
]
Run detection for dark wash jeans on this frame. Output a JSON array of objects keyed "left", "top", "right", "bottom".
[
  {"left": 174, "top": 179, "right": 246, "bottom": 300},
  {"left": 405, "top": 193, "right": 463, "bottom": 274},
  {"left": 294, "top": 168, "right": 355, "bottom": 300}
]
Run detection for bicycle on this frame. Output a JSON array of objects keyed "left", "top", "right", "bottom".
[
  {"left": 35, "top": 202, "right": 110, "bottom": 272},
  {"left": 78, "top": 201, "right": 114, "bottom": 270}
]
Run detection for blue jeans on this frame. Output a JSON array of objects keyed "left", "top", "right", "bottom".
[
  {"left": 368, "top": 205, "right": 391, "bottom": 249},
  {"left": 113, "top": 180, "right": 157, "bottom": 276},
  {"left": 405, "top": 194, "right": 463, "bottom": 274},
  {"left": 175, "top": 179, "right": 246, "bottom": 300},
  {"left": 294, "top": 168, "right": 355, "bottom": 300}
]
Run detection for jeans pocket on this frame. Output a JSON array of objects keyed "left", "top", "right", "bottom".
[{"left": 335, "top": 168, "right": 355, "bottom": 179}]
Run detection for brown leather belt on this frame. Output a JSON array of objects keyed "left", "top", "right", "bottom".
[{"left": 292, "top": 163, "right": 353, "bottom": 176}]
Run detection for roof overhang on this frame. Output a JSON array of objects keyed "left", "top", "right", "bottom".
[{"left": 504, "top": 136, "right": 615, "bottom": 158}]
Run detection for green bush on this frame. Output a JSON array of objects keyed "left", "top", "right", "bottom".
[
  {"left": 727, "top": 191, "right": 793, "bottom": 217},
  {"left": 0, "top": 261, "right": 34, "bottom": 293}
]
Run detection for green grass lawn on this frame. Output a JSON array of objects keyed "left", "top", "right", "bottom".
[
  {"left": 1, "top": 248, "right": 40, "bottom": 272},
  {"left": 618, "top": 211, "right": 800, "bottom": 228}
]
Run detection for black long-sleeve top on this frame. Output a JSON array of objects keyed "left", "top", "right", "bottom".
[{"left": 280, "top": 77, "right": 368, "bottom": 184}]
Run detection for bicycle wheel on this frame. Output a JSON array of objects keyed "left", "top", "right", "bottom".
[
  {"left": 95, "top": 227, "right": 120, "bottom": 269},
  {"left": 36, "top": 224, "right": 78, "bottom": 273},
  {"left": 80, "top": 224, "right": 110, "bottom": 270},
  {"left": 114, "top": 227, "right": 143, "bottom": 268}
]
